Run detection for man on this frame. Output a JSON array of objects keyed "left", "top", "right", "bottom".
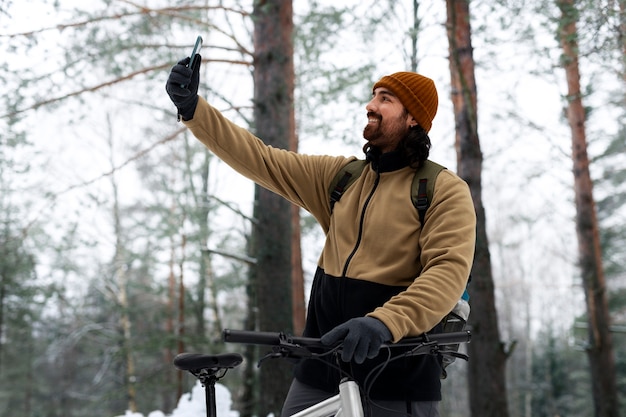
[{"left": 166, "top": 56, "right": 476, "bottom": 417}]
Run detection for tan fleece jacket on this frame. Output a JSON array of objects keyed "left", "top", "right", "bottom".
[{"left": 184, "top": 97, "right": 476, "bottom": 342}]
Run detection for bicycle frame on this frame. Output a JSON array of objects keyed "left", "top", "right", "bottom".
[{"left": 290, "top": 378, "right": 363, "bottom": 417}]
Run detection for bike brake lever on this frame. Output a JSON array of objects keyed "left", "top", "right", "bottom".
[
  {"left": 277, "top": 332, "right": 315, "bottom": 358},
  {"left": 441, "top": 351, "right": 469, "bottom": 362},
  {"left": 406, "top": 341, "right": 440, "bottom": 356},
  {"left": 256, "top": 333, "right": 315, "bottom": 367},
  {"left": 257, "top": 351, "right": 284, "bottom": 367}
]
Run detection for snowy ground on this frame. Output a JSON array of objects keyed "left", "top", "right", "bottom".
[{"left": 114, "top": 382, "right": 239, "bottom": 417}]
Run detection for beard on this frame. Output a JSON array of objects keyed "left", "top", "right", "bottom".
[
  {"left": 363, "top": 112, "right": 409, "bottom": 148},
  {"left": 363, "top": 123, "right": 379, "bottom": 141}
]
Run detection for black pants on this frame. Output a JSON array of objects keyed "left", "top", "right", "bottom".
[{"left": 280, "top": 379, "right": 440, "bottom": 417}]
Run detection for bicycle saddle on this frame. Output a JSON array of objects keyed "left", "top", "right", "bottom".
[{"left": 174, "top": 352, "right": 243, "bottom": 371}]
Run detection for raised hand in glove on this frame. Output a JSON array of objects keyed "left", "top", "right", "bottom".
[
  {"left": 321, "top": 317, "right": 392, "bottom": 364},
  {"left": 165, "top": 55, "right": 201, "bottom": 121}
]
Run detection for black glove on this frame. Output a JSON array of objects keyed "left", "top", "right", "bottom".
[
  {"left": 321, "top": 317, "right": 392, "bottom": 364},
  {"left": 165, "top": 55, "right": 201, "bottom": 120}
]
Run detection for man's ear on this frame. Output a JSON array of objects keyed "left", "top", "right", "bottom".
[{"left": 406, "top": 113, "right": 418, "bottom": 128}]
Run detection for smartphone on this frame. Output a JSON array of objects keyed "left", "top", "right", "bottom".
[
  {"left": 188, "top": 35, "right": 203, "bottom": 70},
  {"left": 181, "top": 36, "right": 203, "bottom": 88}
]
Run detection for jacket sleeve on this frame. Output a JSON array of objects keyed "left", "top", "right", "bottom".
[
  {"left": 182, "top": 96, "right": 350, "bottom": 230},
  {"left": 367, "top": 170, "right": 476, "bottom": 341}
]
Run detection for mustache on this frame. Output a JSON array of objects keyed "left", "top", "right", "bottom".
[{"left": 367, "top": 112, "right": 381, "bottom": 120}]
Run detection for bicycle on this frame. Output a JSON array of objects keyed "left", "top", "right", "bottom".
[{"left": 174, "top": 329, "right": 471, "bottom": 417}]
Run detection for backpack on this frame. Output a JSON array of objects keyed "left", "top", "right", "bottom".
[{"left": 328, "top": 159, "right": 470, "bottom": 378}]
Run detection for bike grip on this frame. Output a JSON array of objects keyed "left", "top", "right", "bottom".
[{"left": 223, "top": 329, "right": 281, "bottom": 345}]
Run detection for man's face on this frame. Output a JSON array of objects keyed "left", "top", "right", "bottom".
[{"left": 363, "top": 87, "right": 415, "bottom": 153}]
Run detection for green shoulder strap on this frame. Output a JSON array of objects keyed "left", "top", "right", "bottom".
[
  {"left": 411, "top": 160, "right": 446, "bottom": 224},
  {"left": 329, "top": 159, "right": 447, "bottom": 224},
  {"left": 329, "top": 160, "right": 368, "bottom": 212}
]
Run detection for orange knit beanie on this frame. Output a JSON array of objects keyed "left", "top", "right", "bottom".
[{"left": 372, "top": 72, "right": 438, "bottom": 133}]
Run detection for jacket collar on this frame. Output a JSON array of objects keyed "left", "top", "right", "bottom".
[{"left": 366, "top": 148, "right": 410, "bottom": 173}]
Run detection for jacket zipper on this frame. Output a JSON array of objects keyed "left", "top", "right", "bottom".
[{"left": 340, "top": 170, "right": 381, "bottom": 278}]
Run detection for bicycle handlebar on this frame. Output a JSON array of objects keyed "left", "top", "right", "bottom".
[{"left": 222, "top": 328, "right": 471, "bottom": 349}]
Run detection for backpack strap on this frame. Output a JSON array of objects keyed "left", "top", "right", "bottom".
[
  {"left": 329, "top": 160, "right": 368, "bottom": 213},
  {"left": 411, "top": 160, "right": 446, "bottom": 225},
  {"left": 415, "top": 178, "right": 429, "bottom": 225},
  {"left": 329, "top": 159, "right": 447, "bottom": 223}
]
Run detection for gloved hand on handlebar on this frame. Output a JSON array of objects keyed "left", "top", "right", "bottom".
[
  {"left": 165, "top": 55, "right": 201, "bottom": 121},
  {"left": 321, "top": 317, "right": 392, "bottom": 364}
]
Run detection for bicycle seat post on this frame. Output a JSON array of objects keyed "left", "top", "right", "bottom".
[
  {"left": 197, "top": 370, "right": 219, "bottom": 417},
  {"left": 173, "top": 352, "right": 243, "bottom": 417}
]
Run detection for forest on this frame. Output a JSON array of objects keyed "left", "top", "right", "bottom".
[{"left": 0, "top": 1, "right": 624, "bottom": 417}]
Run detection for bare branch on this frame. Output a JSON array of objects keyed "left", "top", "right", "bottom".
[
  {"left": 209, "top": 195, "right": 258, "bottom": 225},
  {"left": 19, "top": 127, "right": 187, "bottom": 239},
  {"left": 202, "top": 248, "right": 257, "bottom": 265},
  {"left": 58, "top": 127, "right": 186, "bottom": 195},
  {"left": 0, "top": 4, "right": 249, "bottom": 38},
  {"left": 1, "top": 58, "right": 252, "bottom": 120}
]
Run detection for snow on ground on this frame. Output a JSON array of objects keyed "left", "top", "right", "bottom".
[{"left": 114, "top": 381, "right": 239, "bottom": 417}]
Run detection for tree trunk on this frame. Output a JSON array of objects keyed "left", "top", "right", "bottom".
[
  {"left": 197, "top": 148, "right": 210, "bottom": 339},
  {"left": 556, "top": 1, "right": 620, "bottom": 416},
  {"left": 0, "top": 272, "right": 5, "bottom": 372},
  {"left": 166, "top": 235, "right": 178, "bottom": 404},
  {"left": 445, "top": 2, "right": 511, "bottom": 417},
  {"left": 177, "top": 234, "right": 187, "bottom": 399},
  {"left": 290, "top": 119, "right": 304, "bottom": 337},
  {"left": 108, "top": 116, "right": 137, "bottom": 413},
  {"left": 617, "top": 0, "right": 626, "bottom": 85},
  {"left": 409, "top": 0, "right": 420, "bottom": 72},
  {"left": 252, "top": 1, "right": 296, "bottom": 416},
  {"left": 291, "top": 205, "right": 306, "bottom": 335}
]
